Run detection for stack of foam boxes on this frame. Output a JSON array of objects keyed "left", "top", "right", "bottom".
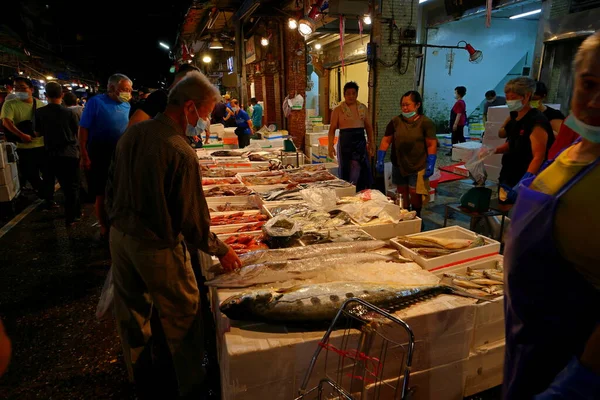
[
  {"left": 482, "top": 106, "right": 510, "bottom": 183},
  {"left": 0, "top": 142, "right": 20, "bottom": 202}
]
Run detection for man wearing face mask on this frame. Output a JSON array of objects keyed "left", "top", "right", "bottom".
[
  {"left": 493, "top": 77, "right": 554, "bottom": 202},
  {"left": 1, "top": 77, "right": 48, "bottom": 202},
  {"left": 502, "top": 32, "right": 600, "bottom": 399},
  {"left": 482, "top": 90, "right": 507, "bottom": 124},
  {"left": 79, "top": 73, "right": 132, "bottom": 240},
  {"left": 106, "top": 71, "right": 241, "bottom": 398}
]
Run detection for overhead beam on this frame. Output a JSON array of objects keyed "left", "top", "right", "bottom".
[{"left": 234, "top": 0, "right": 261, "bottom": 21}]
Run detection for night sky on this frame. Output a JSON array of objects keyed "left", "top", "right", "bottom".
[{"left": 6, "top": 0, "right": 193, "bottom": 89}]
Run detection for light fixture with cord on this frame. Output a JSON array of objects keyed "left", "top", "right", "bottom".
[
  {"left": 363, "top": 14, "right": 372, "bottom": 25},
  {"left": 314, "top": 43, "right": 322, "bottom": 50},
  {"left": 457, "top": 40, "right": 483, "bottom": 63},
  {"left": 261, "top": 37, "right": 269, "bottom": 46},
  {"left": 209, "top": 36, "right": 223, "bottom": 50},
  {"left": 202, "top": 55, "right": 212, "bottom": 63},
  {"left": 288, "top": 18, "right": 298, "bottom": 29},
  {"left": 298, "top": 1, "right": 323, "bottom": 36}
]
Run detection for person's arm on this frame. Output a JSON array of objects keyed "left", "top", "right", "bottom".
[
  {"left": 453, "top": 100, "right": 465, "bottom": 132},
  {"left": 177, "top": 155, "right": 241, "bottom": 270},
  {"left": 378, "top": 135, "right": 393, "bottom": 152},
  {"left": 424, "top": 119, "right": 438, "bottom": 178},
  {"left": 495, "top": 142, "right": 510, "bottom": 154},
  {"left": 364, "top": 109, "right": 375, "bottom": 157},
  {"left": 247, "top": 118, "right": 253, "bottom": 131},
  {"left": 426, "top": 138, "right": 437, "bottom": 155},
  {"left": 223, "top": 107, "right": 234, "bottom": 121},
  {"left": 528, "top": 126, "right": 548, "bottom": 175},
  {"left": 128, "top": 108, "right": 151, "bottom": 127},
  {"left": 78, "top": 127, "right": 91, "bottom": 169},
  {"left": 2, "top": 118, "right": 32, "bottom": 143},
  {"left": 498, "top": 115, "right": 511, "bottom": 138},
  {"left": 328, "top": 108, "right": 339, "bottom": 158},
  {"left": 550, "top": 119, "right": 563, "bottom": 136}
]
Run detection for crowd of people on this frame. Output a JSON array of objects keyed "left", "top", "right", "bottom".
[{"left": 0, "top": 30, "right": 598, "bottom": 399}]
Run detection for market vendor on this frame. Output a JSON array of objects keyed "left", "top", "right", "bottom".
[
  {"left": 493, "top": 77, "right": 554, "bottom": 202},
  {"left": 106, "top": 71, "right": 242, "bottom": 398},
  {"left": 376, "top": 91, "right": 436, "bottom": 217},
  {"left": 229, "top": 99, "right": 253, "bottom": 149},
  {"left": 503, "top": 31, "right": 600, "bottom": 399},
  {"left": 327, "top": 81, "right": 375, "bottom": 191}
]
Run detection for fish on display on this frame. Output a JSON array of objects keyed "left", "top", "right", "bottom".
[
  {"left": 396, "top": 235, "right": 485, "bottom": 259},
  {"left": 220, "top": 282, "right": 451, "bottom": 323},
  {"left": 441, "top": 263, "right": 504, "bottom": 296},
  {"left": 206, "top": 252, "right": 408, "bottom": 288}
]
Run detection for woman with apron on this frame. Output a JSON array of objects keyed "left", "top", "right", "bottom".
[{"left": 503, "top": 32, "right": 600, "bottom": 399}]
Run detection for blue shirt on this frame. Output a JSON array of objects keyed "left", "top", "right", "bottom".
[
  {"left": 80, "top": 94, "right": 130, "bottom": 147},
  {"left": 235, "top": 110, "right": 251, "bottom": 135},
  {"left": 251, "top": 104, "right": 263, "bottom": 129}
]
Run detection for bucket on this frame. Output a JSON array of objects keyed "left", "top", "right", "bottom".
[{"left": 318, "top": 136, "right": 338, "bottom": 146}]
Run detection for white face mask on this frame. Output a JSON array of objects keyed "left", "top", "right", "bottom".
[
  {"left": 564, "top": 114, "right": 600, "bottom": 144},
  {"left": 15, "top": 92, "right": 30, "bottom": 101},
  {"left": 506, "top": 99, "right": 524, "bottom": 112}
]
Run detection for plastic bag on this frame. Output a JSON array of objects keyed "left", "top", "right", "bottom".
[
  {"left": 465, "top": 146, "right": 494, "bottom": 185},
  {"left": 96, "top": 268, "right": 114, "bottom": 321},
  {"left": 300, "top": 187, "right": 338, "bottom": 211},
  {"left": 354, "top": 189, "right": 390, "bottom": 203},
  {"left": 263, "top": 215, "right": 302, "bottom": 238}
]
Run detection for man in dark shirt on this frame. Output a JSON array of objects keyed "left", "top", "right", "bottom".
[
  {"left": 35, "top": 81, "right": 81, "bottom": 226},
  {"left": 483, "top": 90, "right": 507, "bottom": 123},
  {"left": 106, "top": 71, "right": 241, "bottom": 398},
  {"left": 127, "top": 65, "right": 200, "bottom": 127}
]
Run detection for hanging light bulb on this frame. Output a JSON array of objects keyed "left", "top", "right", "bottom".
[
  {"left": 288, "top": 18, "right": 298, "bottom": 30},
  {"left": 314, "top": 43, "right": 322, "bottom": 50},
  {"left": 363, "top": 15, "right": 372, "bottom": 25},
  {"left": 298, "top": 17, "right": 315, "bottom": 35},
  {"left": 261, "top": 37, "right": 269, "bottom": 46},
  {"left": 202, "top": 55, "right": 212, "bottom": 63}
]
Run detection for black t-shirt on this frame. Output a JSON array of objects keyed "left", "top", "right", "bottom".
[
  {"left": 542, "top": 106, "right": 565, "bottom": 122},
  {"left": 211, "top": 102, "right": 227, "bottom": 125},
  {"left": 35, "top": 104, "right": 80, "bottom": 158},
  {"left": 140, "top": 89, "right": 168, "bottom": 119},
  {"left": 500, "top": 109, "right": 555, "bottom": 186}
]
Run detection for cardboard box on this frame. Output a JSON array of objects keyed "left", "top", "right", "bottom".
[
  {"left": 390, "top": 226, "right": 501, "bottom": 271},
  {"left": 464, "top": 340, "right": 505, "bottom": 397}
]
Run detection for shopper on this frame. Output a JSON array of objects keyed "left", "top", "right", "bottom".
[
  {"left": 128, "top": 65, "right": 199, "bottom": 127},
  {"left": 229, "top": 99, "right": 253, "bottom": 148},
  {"left": 0, "top": 77, "right": 49, "bottom": 203},
  {"left": 63, "top": 92, "right": 84, "bottom": 118},
  {"left": 35, "top": 82, "right": 81, "bottom": 226},
  {"left": 106, "top": 71, "right": 241, "bottom": 398},
  {"left": 376, "top": 91, "right": 437, "bottom": 217},
  {"left": 530, "top": 81, "right": 565, "bottom": 136},
  {"left": 79, "top": 73, "right": 132, "bottom": 240},
  {"left": 482, "top": 90, "right": 507, "bottom": 124},
  {"left": 450, "top": 86, "right": 467, "bottom": 144},
  {"left": 492, "top": 77, "right": 554, "bottom": 201},
  {"left": 503, "top": 32, "right": 600, "bottom": 399},
  {"left": 210, "top": 97, "right": 229, "bottom": 125},
  {"left": 250, "top": 97, "right": 263, "bottom": 133},
  {"left": 327, "top": 81, "right": 375, "bottom": 191}
]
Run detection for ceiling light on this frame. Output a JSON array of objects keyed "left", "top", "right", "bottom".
[
  {"left": 39, "top": 79, "right": 45, "bottom": 83},
  {"left": 46, "top": 76, "right": 55, "bottom": 80},
  {"left": 464, "top": 43, "right": 483, "bottom": 63},
  {"left": 85, "top": 86, "right": 89, "bottom": 89},
  {"left": 298, "top": 17, "right": 316, "bottom": 35},
  {"left": 209, "top": 36, "right": 223, "bottom": 50},
  {"left": 288, "top": 18, "right": 298, "bottom": 30},
  {"left": 363, "top": 15, "right": 372, "bottom": 25},
  {"left": 314, "top": 43, "right": 322, "bottom": 50},
  {"left": 419, "top": 0, "right": 429, "bottom": 3},
  {"left": 18, "top": 71, "right": 23, "bottom": 75},
  {"left": 202, "top": 55, "right": 212, "bottom": 63},
  {"left": 187, "top": 60, "right": 192, "bottom": 63},
  {"left": 509, "top": 9, "right": 541, "bottom": 19},
  {"left": 261, "top": 37, "right": 269, "bottom": 46},
  {"left": 190, "top": 53, "right": 194, "bottom": 57},
  {"left": 159, "top": 41, "right": 170, "bottom": 50}
]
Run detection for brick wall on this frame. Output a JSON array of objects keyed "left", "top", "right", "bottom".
[
  {"left": 264, "top": 74, "right": 277, "bottom": 126},
  {"left": 284, "top": 28, "right": 307, "bottom": 150},
  {"left": 372, "top": 0, "right": 418, "bottom": 145}
]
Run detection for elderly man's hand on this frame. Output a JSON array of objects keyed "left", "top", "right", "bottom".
[{"left": 218, "top": 247, "right": 242, "bottom": 272}]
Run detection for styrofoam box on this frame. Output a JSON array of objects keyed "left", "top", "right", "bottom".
[
  {"left": 484, "top": 164, "right": 501, "bottom": 183},
  {"left": 436, "top": 134, "right": 453, "bottom": 148},
  {"left": 236, "top": 171, "right": 289, "bottom": 186},
  {"left": 0, "top": 143, "right": 9, "bottom": 168},
  {"left": 252, "top": 182, "right": 356, "bottom": 202},
  {"left": 0, "top": 162, "right": 18, "bottom": 185},
  {"left": 483, "top": 153, "right": 503, "bottom": 169},
  {"left": 487, "top": 106, "right": 509, "bottom": 123},
  {"left": 211, "top": 224, "right": 264, "bottom": 235},
  {"left": 465, "top": 340, "right": 505, "bottom": 397},
  {"left": 452, "top": 142, "right": 482, "bottom": 162},
  {"left": 360, "top": 217, "right": 422, "bottom": 240},
  {"left": 0, "top": 176, "right": 20, "bottom": 202},
  {"left": 261, "top": 203, "right": 358, "bottom": 227},
  {"left": 203, "top": 184, "right": 253, "bottom": 198},
  {"left": 206, "top": 195, "right": 263, "bottom": 213},
  {"left": 484, "top": 122, "right": 503, "bottom": 137},
  {"left": 390, "top": 226, "right": 501, "bottom": 271}
]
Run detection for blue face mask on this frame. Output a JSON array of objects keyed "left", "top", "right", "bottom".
[
  {"left": 185, "top": 104, "right": 207, "bottom": 137},
  {"left": 402, "top": 111, "right": 417, "bottom": 119},
  {"left": 15, "top": 92, "right": 30, "bottom": 101},
  {"left": 564, "top": 114, "right": 600, "bottom": 144}
]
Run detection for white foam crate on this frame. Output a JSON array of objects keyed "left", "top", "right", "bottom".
[
  {"left": 253, "top": 181, "right": 355, "bottom": 201},
  {"left": 206, "top": 195, "right": 263, "bottom": 212},
  {"left": 201, "top": 176, "right": 242, "bottom": 186},
  {"left": 390, "top": 226, "right": 501, "bottom": 271},
  {"left": 210, "top": 223, "right": 265, "bottom": 235},
  {"left": 359, "top": 217, "right": 422, "bottom": 240}
]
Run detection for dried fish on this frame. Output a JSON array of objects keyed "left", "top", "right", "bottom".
[{"left": 452, "top": 279, "right": 484, "bottom": 289}]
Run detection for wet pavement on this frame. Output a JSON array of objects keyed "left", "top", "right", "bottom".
[{"left": 0, "top": 151, "right": 502, "bottom": 399}]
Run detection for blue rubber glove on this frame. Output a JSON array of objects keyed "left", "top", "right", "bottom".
[
  {"left": 499, "top": 184, "right": 518, "bottom": 203},
  {"left": 424, "top": 154, "right": 437, "bottom": 179},
  {"left": 534, "top": 357, "right": 600, "bottom": 399},
  {"left": 376, "top": 150, "right": 386, "bottom": 174}
]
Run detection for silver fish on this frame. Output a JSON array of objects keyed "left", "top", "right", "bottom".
[
  {"left": 483, "top": 269, "right": 504, "bottom": 282},
  {"left": 220, "top": 282, "right": 449, "bottom": 322},
  {"left": 206, "top": 252, "right": 407, "bottom": 288}
]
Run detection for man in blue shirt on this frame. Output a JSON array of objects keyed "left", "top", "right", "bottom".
[
  {"left": 79, "top": 73, "right": 132, "bottom": 240},
  {"left": 230, "top": 99, "right": 253, "bottom": 148},
  {"left": 250, "top": 97, "right": 263, "bottom": 134}
]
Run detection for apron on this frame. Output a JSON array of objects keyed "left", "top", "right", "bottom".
[
  {"left": 503, "top": 151, "right": 600, "bottom": 399},
  {"left": 337, "top": 127, "right": 372, "bottom": 192}
]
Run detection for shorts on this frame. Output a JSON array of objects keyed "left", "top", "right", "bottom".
[
  {"left": 391, "top": 165, "right": 418, "bottom": 187},
  {"left": 87, "top": 143, "right": 116, "bottom": 197}
]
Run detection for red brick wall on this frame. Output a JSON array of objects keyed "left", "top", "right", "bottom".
[
  {"left": 264, "top": 75, "right": 277, "bottom": 127},
  {"left": 283, "top": 29, "right": 307, "bottom": 150},
  {"left": 254, "top": 77, "right": 263, "bottom": 101}
]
